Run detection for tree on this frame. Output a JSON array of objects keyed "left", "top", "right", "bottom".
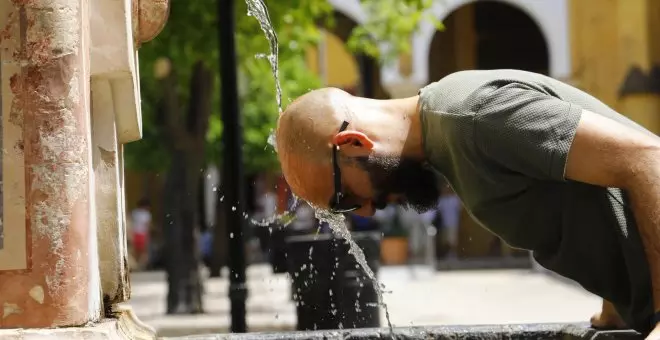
[
  {"left": 155, "top": 59, "right": 212, "bottom": 314},
  {"left": 126, "top": 0, "right": 441, "bottom": 315}
]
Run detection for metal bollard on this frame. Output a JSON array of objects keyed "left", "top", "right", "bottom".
[{"left": 286, "top": 232, "right": 382, "bottom": 330}]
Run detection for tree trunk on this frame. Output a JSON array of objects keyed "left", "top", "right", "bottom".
[
  {"left": 158, "top": 59, "right": 213, "bottom": 314},
  {"left": 163, "top": 150, "right": 186, "bottom": 313}
]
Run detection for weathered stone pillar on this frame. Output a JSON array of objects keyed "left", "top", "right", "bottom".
[
  {"left": 91, "top": 77, "right": 129, "bottom": 304},
  {"left": 0, "top": 0, "right": 101, "bottom": 328},
  {"left": 89, "top": 0, "right": 169, "bottom": 307},
  {"left": 0, "top": 0, "right": 168, "bottom": 336}
]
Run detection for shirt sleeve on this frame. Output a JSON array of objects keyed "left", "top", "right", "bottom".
[{"left": 473, "top": 82, "right": 583, "bottom": 181}]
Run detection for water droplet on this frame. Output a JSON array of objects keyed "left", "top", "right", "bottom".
[
  {"left": 232, "top": 206, "right": 236, "bottom": 211},
  {"left": 230, "top": 233, "right": 234, "bottom": 238}
]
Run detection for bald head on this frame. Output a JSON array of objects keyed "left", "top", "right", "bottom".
[
  {"left": 274, "top": 87, "right": 433, "bottom": 214},
  {"left": 276, "top": 87, "right": 351, "bottom": 162},
  {"left": 275, "top": 88, "right": 352, "bottom": 207}
]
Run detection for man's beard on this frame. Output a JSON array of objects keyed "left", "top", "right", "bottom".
[{"left": 358, "top": 155, "right": 440, "bottom": 213}]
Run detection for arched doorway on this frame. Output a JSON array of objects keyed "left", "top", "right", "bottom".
[
  {"left": 429, "top": 1, "right": 549, "bottom": 81},
  {"left": 428, "top": 1, "right": 550, "bottom": 261}
]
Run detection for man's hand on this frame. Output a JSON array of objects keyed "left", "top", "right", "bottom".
[
  {"left": 565, "top": 110, "right": 660, "bottom": 336},
  {"left": 590, "top": 299, "right": 627, "bottom": 329}
]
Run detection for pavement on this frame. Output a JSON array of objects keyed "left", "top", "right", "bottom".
[{"left": 126, "top": 264, "right": 603, "bottom": 338}]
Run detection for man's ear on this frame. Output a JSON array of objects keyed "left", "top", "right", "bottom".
[{"left": 332, "top": 131, "right": 374, "bottom": 157}]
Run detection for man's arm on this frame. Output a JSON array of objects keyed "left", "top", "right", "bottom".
[{"left": 565, "top": 109, "right": 660, "bottom": 314}]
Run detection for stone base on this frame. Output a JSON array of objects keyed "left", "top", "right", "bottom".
[
  {"left": 0, "top": 305, "right": 156, "bottom": 340},
  {"left": 163, "top": 323, "right": 642, "bottom": 340}
]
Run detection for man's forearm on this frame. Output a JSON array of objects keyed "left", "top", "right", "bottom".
[{"left": 628, "top": 161, "right": 660, "bottom": 313}]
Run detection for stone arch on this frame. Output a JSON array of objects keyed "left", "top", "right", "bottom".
[
  {"left": 428, "top": 1, "right": 550, "bottom": 83},
  {"left": 414, "top": 0, "right": 570, "bottom": 84}
]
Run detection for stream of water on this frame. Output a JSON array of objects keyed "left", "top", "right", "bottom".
[{"left": 244, "top": 0, "right": 395, "bottom": 337}]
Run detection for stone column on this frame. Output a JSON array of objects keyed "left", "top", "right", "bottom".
[
  {"left": 92, "top": 77, "right": 130, "bottom": 304},
  {"left": 0, "top": 0, "right": 169, "bottom": 336},
  {"left": 89, "top": 0, "right": 169, "bottom": 307},
  {"left": 0, "top": 0, "right": 101, "bottom": 328}
]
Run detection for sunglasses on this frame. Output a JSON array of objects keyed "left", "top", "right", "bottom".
[{"left": 328, "top": 121, "right": 362, "bottom": 214}]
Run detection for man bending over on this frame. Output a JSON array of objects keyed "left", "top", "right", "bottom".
[{"left": 274, "top": 69, "right": 660, "bottom": 338}]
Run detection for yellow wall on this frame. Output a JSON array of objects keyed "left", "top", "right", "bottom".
[
  {"left": 305, "top": 31, "right": 359, "bottom": 88},
  {"left": 569, "top": 0, "right": 660, "bottom": 134},
  {"left": 568, "top": 0, "right": 623, "bottom": 108}
]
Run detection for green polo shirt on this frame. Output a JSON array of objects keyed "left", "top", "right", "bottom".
[{"left": 419, "top": 69, "right": 657, "bottom": 334}]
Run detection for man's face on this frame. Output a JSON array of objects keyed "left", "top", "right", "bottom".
[{"left": 356, "top": 154, "right": 440, "bottom": 213}]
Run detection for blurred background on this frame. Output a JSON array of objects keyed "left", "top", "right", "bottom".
[{"left": 122, "top": 0, "right": 660, "bottom": 337}]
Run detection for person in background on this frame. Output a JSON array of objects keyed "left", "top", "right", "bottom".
[
  {"left": 436, "top": 184, "right": 462, "bottom": 259},
  {"left": 254, "top": 189, "right": 279, "bottom": 254},
  {"left": 349, "top": 213, "right": 379, "bottom": 232},
  {"left": 257, "top": 189, "right": 278, "bottom": 222},
  {"left": 372, "top": 202, "right": 398, "bottom": 235},
  {"left": 131, "top": 198, "right": 152, "bottom": 270},
  {"left": 398, "top": 202, "right": 426, "bottom": 260}
]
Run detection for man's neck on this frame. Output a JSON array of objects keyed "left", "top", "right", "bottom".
[{"left": 388, "top": 96, "right": 425, "bottom": 160}]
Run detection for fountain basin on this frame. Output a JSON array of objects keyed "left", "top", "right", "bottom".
[{"left": 165, "top": 323, "right": 642, "bottom": 339}]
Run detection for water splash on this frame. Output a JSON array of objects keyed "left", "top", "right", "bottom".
[
  {"left": 267, "top": 129, "right": 277, "bottom": 151},
  {"left": 245, "top": 0, "right": 282, "bottom": 113},
  {"left": 249, "top": 194, "right": 300, "bottom": 227},
  {"left": 313, "top": 207, "right": 394, "bottom": 337}
]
